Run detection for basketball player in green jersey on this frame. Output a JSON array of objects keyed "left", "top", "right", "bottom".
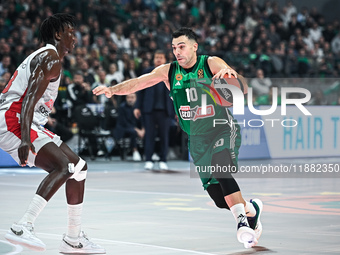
[{"left": 93, "top": 27, "right": 263, "bottom": 249}]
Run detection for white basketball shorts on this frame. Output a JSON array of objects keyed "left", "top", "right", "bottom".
[{"left": 0, "top": 109, "right": 62, "bottom": 167}]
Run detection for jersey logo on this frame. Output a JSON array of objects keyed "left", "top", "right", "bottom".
[
  {"left": 175, "top": 81, "right": 181, "bottom": 86},
  {"left": 45, "top": 99, "right": 54, "bottom": 110},
  {"left": 179, "top": 105, "right": 215, "bottom": 121},
  {"left": 176, "top": 74, "right": 183, "bottom": 81},
  {"left": 213, "top": 138, "right": 224, "bottom": 149},
  {"left": 197, "top": 69, "right": 204, "bottom": 79},
  {"left": 10, "top": 228, "right": 23, "bottom": 236}
]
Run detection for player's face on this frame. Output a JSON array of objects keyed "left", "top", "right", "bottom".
[
  {"left": 60, "top": 24, "right": 76, "bottom": 54},
  {"left": 153, "top": 53, "right": 166, "bottom": 67},
  {"left": 126, "top": 93, "right": 136, "bottom": 106},
  {"left": 172, "top": 36, "right": 198, "bottom": 68}
]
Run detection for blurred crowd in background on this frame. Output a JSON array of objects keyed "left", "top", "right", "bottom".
[{"left": 1, "top": 0, "right": 340, "bottom": 160}]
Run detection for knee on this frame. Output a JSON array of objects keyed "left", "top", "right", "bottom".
[
  {"left": 55, "top": 161, "right": 73, "bottom": 181},
  {"left": 69, "top": 158, "right": 87, "bottom": 182},
  {"left": 214, "top": 200, "right": 230, "bottom": 209}
]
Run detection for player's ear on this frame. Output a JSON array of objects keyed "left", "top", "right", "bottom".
[
  {"left": 193, "top": 42, "right": 198, "bottom": 52},
  {"left": 55, "top": 31, "right": 61, "bottom": 41}
]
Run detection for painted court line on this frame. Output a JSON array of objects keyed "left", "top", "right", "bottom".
[
  {"left": 0, "top": 182, "right": 201, "bottom": 197},
  {"left": 0, "top": 230, "right": 216, "bottom": 255},
  {"left": 0, "top": 240, "right": 23, "bottom": 255}
]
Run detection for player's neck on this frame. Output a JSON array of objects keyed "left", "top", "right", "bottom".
[{"left": 181, "top": 55, "right": 197, "bottom": 69}]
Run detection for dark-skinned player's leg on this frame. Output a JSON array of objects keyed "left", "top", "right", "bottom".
[
  {"left": 34, "top": 142, "right": 82, "bottom": 201},
  {"left": 5, "top": 142, "right": 78, "bottom": 251},
  {"left": 35, "top": 142, "right": 86, "bottom": 205},
  {"left": 36, "top": 142, "right": 105, "bottom": 253}
]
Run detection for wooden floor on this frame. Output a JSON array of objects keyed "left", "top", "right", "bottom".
[{"left": 0, "top": 158, "right": 339, "bottom": 255}]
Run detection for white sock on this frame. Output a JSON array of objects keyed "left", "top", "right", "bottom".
[
  {"left": 245, "top": 201, "right": 256, "bottom": 217},
  {"left": 67, "top": 203, "right": 83, "bottom": 239},
  {"left": 230, "top": 203, "right": 249, "bottom": 227},
  {"left": 18, "top": 194, "right": 47, "bottom": 224}
]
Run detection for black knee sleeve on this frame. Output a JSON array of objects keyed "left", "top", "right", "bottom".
[
  {"left": 211, "top": 149, "right": 240, "bottom": 197},
  {"left": 207, "top": 184, "right": 230, "bottom": 210}
]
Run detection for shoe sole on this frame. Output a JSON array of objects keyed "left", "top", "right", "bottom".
[
  {"left": 5, "top": 233, "right": 46, "bottom": 251},
  {"left": 251, "top": 198, "right": 263, "bottom": 240},
  {"left": 237, "top": 226, "right": 257, "bottom": 248},
  {"left": 60, "top": 251, "right": 106, "bottom": 254}
]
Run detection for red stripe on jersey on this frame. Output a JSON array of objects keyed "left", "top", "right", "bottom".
[{"left": 5, "top": 89, "right": 38, "bottom": 143}]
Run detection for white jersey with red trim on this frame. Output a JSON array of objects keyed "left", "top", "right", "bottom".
[{"left": 0, "top": 44, "right": 61, "bottom": 126}]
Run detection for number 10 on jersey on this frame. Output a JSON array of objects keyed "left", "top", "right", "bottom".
[{"left": 185, "top": 88, "right": 207, "bottom": 115}]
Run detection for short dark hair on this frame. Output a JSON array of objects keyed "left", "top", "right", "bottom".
[
  {"left": 172, "top": 27, "right": 198, "bottom": 43},
  {"left": 39, "top": 13, "right": 76, "bottom": 43}
]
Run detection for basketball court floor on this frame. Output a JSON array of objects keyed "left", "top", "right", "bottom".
[{"left": 0, "top": 157, "right": 339, "bottom": 255}]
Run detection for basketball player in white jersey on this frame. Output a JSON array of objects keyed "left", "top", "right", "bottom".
[{"left": 0, "top": 13, "right": 105, "bottom": 253}]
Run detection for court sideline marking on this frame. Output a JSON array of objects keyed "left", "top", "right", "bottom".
[
  {"left": 0, "top": 240, "right": 23, "bottom": 255},
  {"left": 0, "top": 230, "right": 217, "bottom": 255},
  {"left": 0, "top": 182, "right": 203, "bottom": 197}
]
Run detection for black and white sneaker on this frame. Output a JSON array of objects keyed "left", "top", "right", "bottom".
[
  {"left": 59, "top": 231, "right": 106, "bottom": 254},
  {"left": 5, "top": 222, "right": 46, "bottom": 251}
]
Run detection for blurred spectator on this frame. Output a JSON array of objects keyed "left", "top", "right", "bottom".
[
  {"left": 267, "top": 23, "right": 281, "bottom": 46},
  {"left": 45, "top": 108, "right": 73, "bottom": 143},
  {"left": 80, "top": 60, "right": 96, "bottom": 85},
  {"left": 111, "top": 24, "right": 130, "bottom": 50},
  {"left": 285, "top": 0, "right": 297, "bottom": 20},
  {"left": 0, "top": 55, "right": 11, "bottom": 76},
  {"left": 123, "top": 59, "right": 138, "bottom": 79},
  {"left": 297, "top": 48, "right": 310, "bottom": 76},
  {"left": 271, "top": 47, "right": 284, "bottom": 75},
  {"left": 67, "top": 71, "right": 94, "bottom": 117},
  {"left": 308, "top": 89, "right": 328, "bottom": 105},
  {"left": 250, "top": 68, "right": 273, "bottom": 96},
  {"left": 1, "top": 71, "right": 12, "bottom": 83},
  {"left": 255, "top": 85, "right": 281, "bottom": 105},
  {"left": 309, "top": 22, "right": 323, "bottom": 43},
  {"left": 323, "top": 22, "right": 336, "bottom": 43},
  {"left": 92, "top": 69, "right": 109, "bottom": 105},
  {"left": 114, "top": 93, "right": 144, "bottom": 162},
  {"left": 331, "top": 33, "right": 340, "bottom": 55},
  {"left": 297, "top": 6, "right": 308, "bottom": 25},
  {"left": 288, "top": 14, "right": 303, "bottom": 38},
  {"left": 10, "top": 44, "right": 26, "bottom": 67},
  {"left": 0, "top": 77, "right": 6, "bottom": 93},
  {"left": 285, "top": 47, "right": 298, "bottom": 76},
  {"left": 134, "top": 50, "right": 174, "bottom": 171},
  {"left": 105, "top": 63, "right": 124, "bottom": 84},
  {"left": 102, "top": 49, "right": 124, "bottom": 74}
]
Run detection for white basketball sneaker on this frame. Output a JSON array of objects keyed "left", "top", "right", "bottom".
[
  {"left": 59, "top": 231, "right": 106, "bottom": 254},
  {"left": 5, "top": 222, "right": 46, "bottom": 251},
  {"left": 247, "top": 198, "right": 263, "bottom": 241},
  {"left": 236, "top": 214, "right": 257, "bottom": 249}
]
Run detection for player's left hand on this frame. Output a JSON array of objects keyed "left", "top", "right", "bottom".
[
  {"left": 18, "top": 141, "right": 36, "bottom": 167},
  {"left": 213, "top": 67, "right": 238, "bottom": 79},
  {"left": 92, "top": 85, "right": 113, "bottom": 98}
]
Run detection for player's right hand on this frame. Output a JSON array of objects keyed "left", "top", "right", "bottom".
[
  {"left": 92, "top": 85, "right": 113, "bottom": 98},
  {"left": 18, "top": 141, "right": 36, "bottom": 167}
]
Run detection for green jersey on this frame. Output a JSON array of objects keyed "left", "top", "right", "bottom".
[{"left": 169, "top": 55, "right": 238, "bottom": 136}]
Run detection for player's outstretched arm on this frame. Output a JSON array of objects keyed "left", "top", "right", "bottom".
[{"left": 93, "top": 63, "right": 171, "bottom": 98}]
